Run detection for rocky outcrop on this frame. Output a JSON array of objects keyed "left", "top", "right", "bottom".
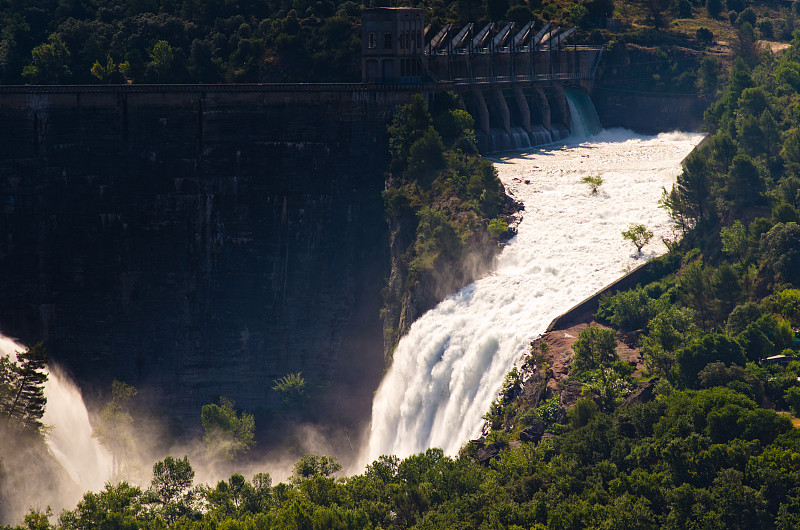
[
  {"left": 621, "top": 378, "right": 660, "bottom": 408},
  {"left": 476, "top": 441, "right": 506, "bottom": 465}
]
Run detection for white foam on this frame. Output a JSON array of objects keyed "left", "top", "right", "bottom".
[{"left": 360, "top": 129, "right": 703, "bottom": 465}]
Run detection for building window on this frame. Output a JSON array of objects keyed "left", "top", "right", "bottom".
[
  {"left": 367, "top": 32, "right": 377, "bottom": 49},
  {"left": 384, "top": 33, "right": 392, "bottom": 50}
]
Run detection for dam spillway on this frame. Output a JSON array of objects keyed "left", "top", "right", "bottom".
[{"left": 361, "top": 128, "right": 704, "bottom": 464}]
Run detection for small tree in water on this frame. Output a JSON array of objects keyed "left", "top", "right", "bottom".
[
  {"left": 622, "top": 223, "right": 654, "bottom": 255},
  {"left": 582, "top": 175, "right": 603, "bottom": 194}
]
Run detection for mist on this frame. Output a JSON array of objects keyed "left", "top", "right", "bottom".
[{"left": 0, "top": 333, "right": 355, "bottom": 524}]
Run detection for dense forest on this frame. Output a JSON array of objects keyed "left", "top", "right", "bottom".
[{"left": 1, "top": 0, "right": 794, "bottom": 85}]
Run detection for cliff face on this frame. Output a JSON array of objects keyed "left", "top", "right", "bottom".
[
  {"left": 592, "top": 88, "right": 709, "bottom": 134},
  {"left": 0, "top": 87, "right": 417, "bottom": 429}
]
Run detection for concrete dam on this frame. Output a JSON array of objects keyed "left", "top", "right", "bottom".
[{"left": 0, "top": 10, "right": 705, "bottom": 432}]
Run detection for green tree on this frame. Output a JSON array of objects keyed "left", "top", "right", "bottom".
[
  {"left": 728, "top": 154, "right": 764, "bottom": 207},
  {"left": 641, "top": 307, "right": 698, "bottom": 378},
  {"left": 149, "top": 40, "right": 174, "bottom": 81},
  {"left": 90, "top": 55, "right": 120, "bottom": 83},
  {"left": 272, "top": 371, "right": 307, "bottom": 406},
  {"left": 487, "top": 218, "right": 509, "bottom": 239},
  {"left": 675, "top": 334, "right": 747, "bottom": 387},
  {"left": 92, "top": 380, "right": 138, "bottom": 477},
  {"left": 681, "top": 261, "right": 711, "bottom": 329},
  {"left": 388, "top": 95, "right": 432, "bottom": 172},
  {"left": 146, "top": 455, "right": 198, "bottom": 523},
  {"left": 22, "top": 35, "right": 71, "bottom": 84},
  {"left": 760, "top": 222, "right": 800, "bottom": 287},
  {"left": 201, "top": 396, "right": 255, "bottom": 462},
  {"left": 572, "top": 326, "right": 618, "bottom": 373},
  {"left": 1, "top": 343, "right": 48, "bottom": 434},
  {"left": 291, "top": 454, "right": 342, "bottom": 484},
  {"left": 622, "top": 223, "right": 654, "bottom": 254},
  {"left": 784, "top": 386, "right": 800, "bottom": 415},
  {"left": 582, "top": 175, "right": 603, "bottom": 194},
  {"left": 720, "top": 221, "right": 748, "bottom": 262}
]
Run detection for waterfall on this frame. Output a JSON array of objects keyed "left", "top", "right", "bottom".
[
  {"left": 0, "top": 335, "right": 112, "bottom": 493},
  {"left": 566, "top": 89, "right": 603, "bottom": 139},
  {"left": 360, "top": 128, "right": 703, "bottom": 466}
]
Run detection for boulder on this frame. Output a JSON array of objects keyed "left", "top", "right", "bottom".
[
  {"left": 621, "top": 378, "right": 659, "bottom": 408},
  {"left": 477, "top": 441, "right": 505, "bottom": 466},
  {"left": 519, "top": 421, "right": 546, "bottom": 444}
]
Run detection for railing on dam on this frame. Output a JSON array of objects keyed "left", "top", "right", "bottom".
[
  {"left": 453, "top": 72, "right": 593, "bottom": 86},
  {"left": 0, "top": 82, "right": 456, "bottom": 95}
]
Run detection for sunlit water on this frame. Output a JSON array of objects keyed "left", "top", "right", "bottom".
[
  {"left": 0, "top": 335, "right": 112, "bottom": 493},
  {"left": 361, "top": 128, "right": 704, "bottom": 464}
]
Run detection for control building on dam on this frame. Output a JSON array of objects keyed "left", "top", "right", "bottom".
[{"left": 362, "top": 7, "right": 603, "bottom": 152}]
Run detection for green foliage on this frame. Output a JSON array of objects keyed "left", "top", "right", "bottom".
[
  {"left": 675, "top": 333, "right": 747, "bottom": 387},
  {"left": 271, "top": 372, "right": 307, "bottom": 406},
  {"left": 572, "top": 326, "right": 619, "bottom": 373},
  {"left": 0, "top": 343, "right": 48, "bottom": 435},
  {"left": 641, "top": 307, "right": 698, "bottom": 378},
  {"left": 760, "top": 222, "right": 800, "bottom": 287},
  {"left": 785, "top": 386, "right": 800, "bottom": 415},
  {"left": 146, "top": 455, "right": 198, "bottom": 523},
  {"left": 622, "top": 223, "right": 654, "bottom": 254},
  {"left": 92, "top": 380, "right": 138, "bottom": 477},
  {"left": 22, "top": 35, "right": 70, "bottom": 84},
  {"left": 568, "top": 397, "right": 598, "bottom": 428},
  {"left": 599, "top": 285, "right": 665, "bottom": 331},
  {"left": 291, "top": 454, "right": 342, "bottom": 484},
  {"left": 696, "top": 27, "right": 714, "bottom": 45},
  {"left": 148, "top": 40, "right": 173, "bottom": 81},
  {"left": 720, "top": 220, "right": 748, "bottom": 262},
  {"left": 201, "top": 397, "right": 256, "bottom": 462},
  {"left": 768, "top": 289, "right": 800, "bottom": 325},
  {"left": 487, "top": 218, "right": 509, "bottom": 239},
  {"left": 582, "top": 174, "right": 604, "bottom": 194},
  {"left": 382, "top": 93, "right": 511, "bottom": 349}
]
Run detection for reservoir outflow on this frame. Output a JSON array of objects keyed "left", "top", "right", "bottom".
[{"left": 361, "top": 128, "right": 704, "bottom": 465}]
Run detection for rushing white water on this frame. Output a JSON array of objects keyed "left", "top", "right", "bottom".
[
  {"left": 361, "top": 127, "right": 704, "bottom": 464},
  {"left": 0, "top": 335, "right": 112, "bottom": 492}
]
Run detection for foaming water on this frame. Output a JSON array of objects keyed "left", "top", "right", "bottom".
[
  {"left": 360, "top": 129, "right": 703, "bottom": 465},
  {"left": 0, "top": 335, "right": 112, "bottom": 493}
]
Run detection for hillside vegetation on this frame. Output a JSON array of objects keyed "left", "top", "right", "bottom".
[{"left": 0, "top": 0, "right": 795, "bottom": 85}]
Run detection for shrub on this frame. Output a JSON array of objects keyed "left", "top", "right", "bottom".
[
  {"left": 785, "top": 386, "right": 800, "bottom": 415},
  {"left": 759, "top": 19, "right": 773, "bottom": 39},
  {"left": 600, "top": 286, "right": 664, "bottom": 331},
  {"left": 487, "top": 218, "right": 510, "bottom": 239},
  {"left": 696, "top": 27, "right": 714, "bottom": 45}
]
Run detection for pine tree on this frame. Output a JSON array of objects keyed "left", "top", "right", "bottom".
[{"left": 1, "top": 343, "right": 48, "bottom": 434}]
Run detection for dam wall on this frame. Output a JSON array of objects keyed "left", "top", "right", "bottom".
[{"left": 0, "top": 84, "right": 434, "bottom": 428}]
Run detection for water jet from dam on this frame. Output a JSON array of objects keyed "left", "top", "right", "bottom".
[{"left": 361, "top": 113, "right": 703, "bottom": 464}]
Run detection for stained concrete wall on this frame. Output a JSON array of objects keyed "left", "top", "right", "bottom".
[{"left": 0, "top": 84, "right": 431, "bottom": 429}]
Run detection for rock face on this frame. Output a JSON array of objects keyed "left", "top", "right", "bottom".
[
  {"left": 592, "top": 89, "right": 708, "bottom": 134},
  {"left": 0, "top": 86, "right": 424, "bottom": 428}
]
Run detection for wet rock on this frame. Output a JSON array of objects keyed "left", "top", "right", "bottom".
[
  {"left": 519, "top": 421, "right": 546, "bottom": 444},
  {"left": 520, "top": 370, "right": 548, "bottom": 409},
  {"left": 477, "top": 441, "right": 505, "bottom": 466},
  {"left": 622, "top": 377, "right": 659, "bottom": 408}
]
